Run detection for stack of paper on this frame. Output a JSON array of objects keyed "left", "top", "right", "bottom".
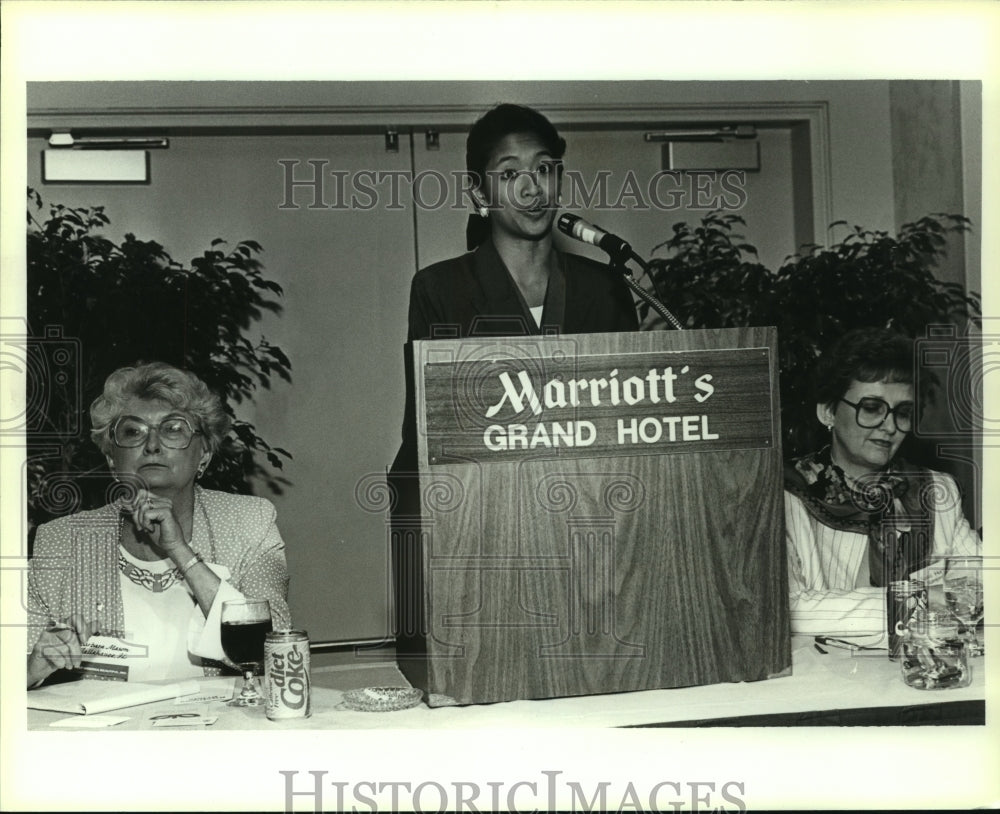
[{"left": 27, "top": 680, "right": 200, "bottom": 715}]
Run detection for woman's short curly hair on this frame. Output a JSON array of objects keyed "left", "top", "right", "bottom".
[
  {"left": 90, "top": 362, "right": 230, "bottom": 457},
  {"left": 813, "top": 327, "right": 915, "bottom": 408}
]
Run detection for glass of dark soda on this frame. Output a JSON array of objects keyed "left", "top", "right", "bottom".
[{"left": 221, "top": 599, "right": 273, "bottom": 707}]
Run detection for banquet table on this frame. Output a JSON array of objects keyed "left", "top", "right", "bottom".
[{"left": 27, "top": 636, "right": 985, "bottom": 730}]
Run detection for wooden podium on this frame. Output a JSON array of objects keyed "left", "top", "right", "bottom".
[{"left": 394, "top": 327, "right": 790, "bottom": 706}]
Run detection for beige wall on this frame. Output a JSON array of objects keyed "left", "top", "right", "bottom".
[
  {"left": 890, "top": 80, "right": 968, "bottom": 289},
  {"left": 889, "top": 80, "right": 983, "bottom": 530}
]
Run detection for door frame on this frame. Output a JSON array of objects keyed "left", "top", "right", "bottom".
[{"left": 29, "top": 100, "right": 832, "bottom": 248}]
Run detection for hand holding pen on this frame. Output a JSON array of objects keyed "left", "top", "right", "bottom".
[{"left": 27, "top": 612, "right": 99, "bottom": 689}]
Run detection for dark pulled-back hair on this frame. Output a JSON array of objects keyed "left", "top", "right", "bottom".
[
  {"left": 813, "top": 327, "right": 915, "bottom": 407},
  {"left": 465, "top": 103, "right": 566, "bottom": 187},
  {"left": 464, "top": 103, "right": 566, "bottom": 249}
]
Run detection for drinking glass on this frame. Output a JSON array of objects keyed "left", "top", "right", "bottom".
[
  {"left": 943, "top": 556, "right": 984, "bottom": 656},
  {"left": 221, "top": 598, "right": 273, "bottom": 707}
]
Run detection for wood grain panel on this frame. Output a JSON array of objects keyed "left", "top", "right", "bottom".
[{"left": 398, "top": 328, "right": 790, "bottom": 705}]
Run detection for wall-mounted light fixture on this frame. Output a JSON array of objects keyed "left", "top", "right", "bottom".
[{"left": 41, "top": 131, "right": 169, "bottom": 184}]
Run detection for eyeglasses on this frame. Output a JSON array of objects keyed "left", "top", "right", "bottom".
[
  {"left": 840, "top": 397, "right": 914, "bottom": 432},
  {"left": 112, "top": 415, "right": 202, "bottom": 449},
  {"left": 149, "top": 713, "right": 200, "bottom": 721}
]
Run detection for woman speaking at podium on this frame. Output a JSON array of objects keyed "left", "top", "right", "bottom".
[
  {"left": 390, "top": 103, "right": 639, "bottom": 510},
  {"left": 407, "top": 102, "right": 638, "bottom": 341}
]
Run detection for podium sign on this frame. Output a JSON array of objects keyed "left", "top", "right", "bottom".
[
  {"left": 399, "top": 327, "right": 790, "bottom": 705},
  {"left": 424, "top": 346, "right": 773, "bottom": 465}
]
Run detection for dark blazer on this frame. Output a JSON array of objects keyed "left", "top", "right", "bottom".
[
  {"left": 406, "top": 238, "right": 639, "bottom": 341},
  {"left": 387, "top": 238, "right": 640, "bottom": 643},
  {"left": 390, "top": 239, "right": 639, "bottom": 508}
]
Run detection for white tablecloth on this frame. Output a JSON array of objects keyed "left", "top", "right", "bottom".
[{"left": 27, "top": 636, "right": 985, "bottom": 731}]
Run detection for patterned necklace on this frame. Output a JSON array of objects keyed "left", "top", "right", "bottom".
[
  {"left": 116, "top": 513, "right": 182, "bottom": 593},
  {"left": 118, "top": 552, "right": 183, "bottom": 592}
]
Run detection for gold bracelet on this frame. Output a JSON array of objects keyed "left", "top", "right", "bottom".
[{"left": 179, "top": 552, "right": 204, "bottom": 578}]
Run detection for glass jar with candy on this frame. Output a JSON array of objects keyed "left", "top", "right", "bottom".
[{"left": 899, "top": 608, "right": 971, "bottom": 690}]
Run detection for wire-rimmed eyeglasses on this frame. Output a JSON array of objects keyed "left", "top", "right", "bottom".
[
  {"left": 112, "top": 415, "right": 202, "bottom": 449},
  {"left": 840, "top": 397, "right": 913, "bottom": 432},
  {"left": 149, "top": 712, "right": 200, "bottom": 721}
]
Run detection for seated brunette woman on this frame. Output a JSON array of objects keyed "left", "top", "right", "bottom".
[
  {"left": 784, "top": 328, "right": 980, "bottom": 640},
  {"left": 27, "top": 362, "right": 290, "bottom": 688}
]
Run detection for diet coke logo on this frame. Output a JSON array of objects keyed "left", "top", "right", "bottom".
[{"left": 270, "top": 644, "right": 309, "bottom": 710}]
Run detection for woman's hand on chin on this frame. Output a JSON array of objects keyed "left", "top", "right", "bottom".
[{"left": 128, "top": 488, "right": 188, "bottom": 555}]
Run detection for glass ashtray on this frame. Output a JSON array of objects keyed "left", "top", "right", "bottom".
[{"left": 341, "top": 686, "right": 423, "bottom": 712}]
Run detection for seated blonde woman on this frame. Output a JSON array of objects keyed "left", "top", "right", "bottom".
[
  {"left": 783, "top": 328, "right": 980, "bottom": 640},
  {"left": 27, "top": 362, "right": 290, "bottom": 687}
]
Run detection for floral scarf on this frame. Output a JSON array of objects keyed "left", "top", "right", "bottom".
[{"left": 783, "top": 447, "right": 934, "bottom": 587}]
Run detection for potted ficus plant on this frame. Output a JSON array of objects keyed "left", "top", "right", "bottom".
[
  {"left": 640, "top": 210, "right": 981, "bottom": 458},
  {"left": 25, "top": 188, "right": 293, "bottom": 533}
]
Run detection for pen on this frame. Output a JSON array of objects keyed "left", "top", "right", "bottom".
[{"left": 814, "top": 636, "right": 885, "bottom": 652}]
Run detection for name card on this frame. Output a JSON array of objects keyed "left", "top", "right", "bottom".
[{"left": 423, "top": 346, "right": 773, "bottom": 465}]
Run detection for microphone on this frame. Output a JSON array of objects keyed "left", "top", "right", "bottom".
[{"left": 557, "top": 213, "right": 632, "bottom": 260}]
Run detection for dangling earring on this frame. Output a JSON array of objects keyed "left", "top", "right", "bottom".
[
  {"left": 196, "top": 464, "right": 207, "bottom": 480},
  {"left": 472, "top": 191, "right": 488, "bottom": 219}
]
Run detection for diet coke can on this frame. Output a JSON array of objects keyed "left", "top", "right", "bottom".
[{"left": 264, "top": 629, "right": 311, "bottom": 720}]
